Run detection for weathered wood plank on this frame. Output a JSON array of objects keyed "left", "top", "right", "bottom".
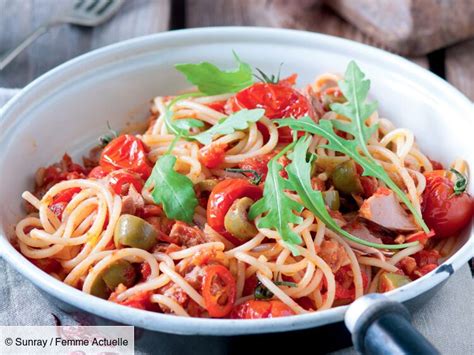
[
  {"left": 446, "top": 39, "right": 474, "bottom": 101},
  {"left": 0, "top": 0, "right": 171, "bottom": 88},
  {"left": 186, "top": 0, "right": 429, "bottom": 68}
]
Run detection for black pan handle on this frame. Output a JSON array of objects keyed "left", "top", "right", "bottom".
[{"left": 345, "top": 294, "right": 440, "bottom": 355}]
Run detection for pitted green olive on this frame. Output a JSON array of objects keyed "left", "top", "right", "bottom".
[
  {"left": 322, "top": 190, "right": 340, "bottom": 210},
  {"left": 114, "top": 214, "right": 158, "bottom": 250},
  {"left": 102, "top": 260, "right": 136, "bottom": 291},
  {"left": 90, "top": 276, "right": 110, "bottom": 299},
  {"left": 330, "top": 160, "right": 363, "bottom": 195},
  {"left": 315, "top": 155, "right": 349, "bottom": 173},
  {"left": 195, "top": 179, "right": 219, "bottom": 192},
  {"left": 224, "top": 197, "right": 258, "bottom": 240}
]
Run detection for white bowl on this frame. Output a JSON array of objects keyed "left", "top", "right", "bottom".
[{"left": 0, "top": 27, "right": 473, "bottom": 336}]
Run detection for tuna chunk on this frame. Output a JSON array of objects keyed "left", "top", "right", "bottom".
[
  {"left": 169, "top": 221, "right": 210, "bottom": 247},
  {"left": 359, "top": 187, "right": 417, "bottom": 232}
]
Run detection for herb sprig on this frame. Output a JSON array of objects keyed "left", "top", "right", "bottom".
[
  {"left": 278, "top": 61, "right": 429, "bottom": 233},
  {"left": 145, "top": 154, "right": 198, "bottom": 224},
  {"left": 175, "top": 52, "right": 253, "bottom": 95},
  {"left": 248, "top": 142, "right": 304, "bottom": 255},
  {"left": 286, "top": 137, "right": 418, "bottom": 250},
  {"left": 192, "top": 109, "right": 264, "bottom": 145}
]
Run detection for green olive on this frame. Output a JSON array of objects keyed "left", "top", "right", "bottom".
[
  {"left": 330, "top": 160, "right": 363, "bottom": 195},
  {"left": 224, "top": 197, "right": 258, "bottom": 241},
  {"left": 322, "top": 190, "right": 340, "bottom": 210},
  {"left": 102, "top": 260, "right": 136, "bottom": 291},
  {"left": 315, "top": 155, "right": 350, "bottom": 174},
  {"left": 195, "top": 179, "right": 218, "bottom": 192},
  {"left": 114, "top": 214, "right": 158, "bottom": 250},
  {"left": 90, "top": 276, "right": 110, "bottom": 299}
]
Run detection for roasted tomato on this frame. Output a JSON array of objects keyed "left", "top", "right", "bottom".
[
  {"left": 107, "top": 170, "right": 144, "bottom": 195},
  {"left": 207, "top": 179, "right": 262, "bottom": 245},
  {"left": 238, "top": 153, "right": 275, "bottom": 181},
  {"left": 99, "top": 135, "right": 152, "bottom": 179},
  {"left": 88, "top": 166, "right": 108, "bottom": 179},
  {"left": 227, "top": 82, "right": 315, "bottom": 142},
  {"left": 205, "top": 100, "right": 227, "bottom": 113},
  {"left": 199, "top": 143, "right": 227, "bottom": 169},
  {"left": 231, "top": 300, "right": 295, "bottom": 319},
  {"left": 49, "top": 187, "right": 81, "bottom": 219},
  {"left": 202, "top": 265, "right": 237, "bottom": 318},
  {"left": 111, "top": 291, "right": 158, "bottom": 311},
  {"left": 325, "top": 265, "right": 369, "bottom": 301},
  {"left": 421, "top": 170, "right": 473, "bottom": 238}
]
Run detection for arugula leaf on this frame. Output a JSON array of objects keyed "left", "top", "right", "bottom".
[
  {"left": 248, "top": 143, "right": 304, "bottom": 255},
  {"left": 278, "top": 117, "right": 429, "bottom": 233},
  {"left": 192, "top": 109, "right": 264, "bottom": 145},
  {"left": 330, "top": 61, "right": 378, "bottom": 156},
  {"left": 286, "top": 137, "right": 418, "bottom": 249},
  {"left": 163, "top": 92, "right": 205, "bottom": 137},
  {"left": 145, "top": 154, "right": 198, "bottom": 223},
  {"left": 173, "top": 118, "right": 204, "bottom": 131},
  {"left": 175, "top": 52, "right": 253, "bottom": 95}
]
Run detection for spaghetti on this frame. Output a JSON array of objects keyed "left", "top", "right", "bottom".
[{"left": 14, "top": 57, "right": 473, "bottom": 319}]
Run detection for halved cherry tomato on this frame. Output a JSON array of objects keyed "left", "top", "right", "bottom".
[
  {"left": 88, "top": 166, "right": 108, "bottom": 179},
  {"left": 421, "top": 172, "right": 473, "bottom": 238},
  {"left": 202, "top": 264, "right": 237, "bottom": 318},
  {"left": 108, "top": 170, "right": 144, "bottom": 195},
  {"left": 100, "top": 135, "right": 152, "bottom": 179},
  {"left": 199, "top": 143, "right": 228, "bottom": 169},
  {"left": 226, "top": 82, "right": 315, "bottom": 143},
  {"left": 49, "top": 187, "right": 81, "bottom": 219},
  {"left": 230, "top": 300, "right": 295, "bottom": 319},
  {"left": 207, "top": 179, "right": 262, "bottom": 245}
]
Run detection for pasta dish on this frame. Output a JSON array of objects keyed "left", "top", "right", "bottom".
[{"left": 14, "top": 55, "right": 473, "bottom": 319}]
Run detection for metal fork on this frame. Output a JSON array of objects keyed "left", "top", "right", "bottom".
[{"left": 0, "top": 0, "right": 124, "bottom": 70}]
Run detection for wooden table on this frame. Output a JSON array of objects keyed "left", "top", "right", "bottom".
[{"left": 1, "top": 0, "right": 473, "bottom": 101}]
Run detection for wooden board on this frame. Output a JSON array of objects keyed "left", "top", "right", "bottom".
[
  {"left": 446, "top": 39, "right": 474, "bottom": 100},
  {"left": 0, "top": 0, "right": 171, "bottom": 88},
  {"left": 185, "top": 0, "right": 429, "bottom": 68}
]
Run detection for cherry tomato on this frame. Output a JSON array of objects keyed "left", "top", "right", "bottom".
[
  {"left": 421, "top": 172, "right": 473, "bottom": 238},
  {"left": 49, "top": 187, "right": 81, "bottom": 219},
  {"left": 88, "top": 166, "right": 108, "bottom": 179},
  {"left": 227, "top": 82, "right": 315, "bottom": 142},
  {"left": 324, "top": 265, "right": 369, "bottom": 301},
  {"left": 413, "top": 249, "right": 440, "bottom": 268},
  {"left": 230, "top": 300, "right": 295, "bottom": 319},
  {"left": 207, "top": 179, "right": 262, "bottom": 245},
  {"left": 112, "top": 291, "right": 158, "bottom": 311},
  {"left": 242, "top": 274, "right": 258, "bottom": 297},
  {"left": 238, "top": 153, "right": 275, "bottom": 181},
  {"left": 199, "top": 143, "right": 227, "bottom": 169},
  {"left": 29, "top": 257, "right": 61, "bottom": 274},
  {"left": 205, "top": 100, "right": 227, "bottom": 113},
  {"left": 202, "top": 264, "right": 237, "bottom": 318},
  {"left": 429, "top": 158, "right": 444, "bottom": 170},
  {"left": 100, "top": 135, "right": 152, "bottom": 179},
  {"left": 42, "top": 154, "right": 86, "bottom": 186},
  {"left": 107, "top": 170, "right": 144, "bottom": 195}
]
